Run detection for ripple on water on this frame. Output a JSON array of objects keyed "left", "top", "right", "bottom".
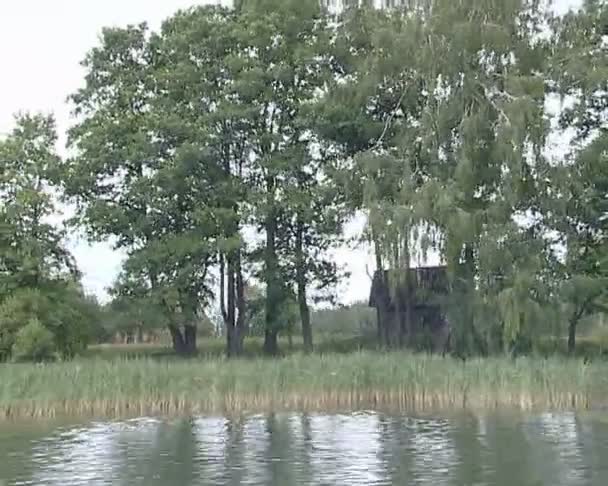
[{"left": 2, "top": 412, "right": 608, "bottom": 486}]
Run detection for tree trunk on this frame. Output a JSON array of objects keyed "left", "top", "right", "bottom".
[
  {"left": 184, "top": 325, "right": 197, "bottom": 355},
  {"left": 401, "top": 232, "right": 412, "bottom": 348},
  {"left": 298, "top": 288, "right": 312, "bottom": 353},
  {"left": 459, "top": 244, "right": 480, "bottom": 355},
  {"left": 296, "top": 218, "right": 313, "bottom": 353},
  {"left": 264, "top": 177, "right": 281, "bottom": 356},
  {"left": 227, "top": 260, "right": 236, "bottom": 336},
  {"left": 153, "top": 272, "right": 195, "bottom": 356},
  {"left": 222, "top": 252, "right": 245, "bottom": 358},
  {"left": 169, "top": 325, "right": 197, "bottom": 356},
  {"left": 376, "top": 306, "right": 383, "bottom": 345},
  {"left": 568, "top": 318, "right": 577, "bottom": 355},
  {"left": 235, "top": 251, "right": 247, "bottom": 354},
  {"left": 263, "top": 328, "right": 279, "bottom": 356},
  {"left": 373, "top": 233, "right": 386, "bottom": 348},
  {"left": 169, "top": 325, "right": 186, "bottom": 354},
  {"left": 227, "top": 325, "right": 242, "bottom": 357}
]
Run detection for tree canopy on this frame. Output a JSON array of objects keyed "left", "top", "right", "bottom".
[{"left": 1, "top": 0, "right": 606, "bottom": 359}]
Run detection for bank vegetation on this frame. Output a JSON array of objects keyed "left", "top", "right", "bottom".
[{"left": 0, "top": 0, "right": 605, "bottom": 366}]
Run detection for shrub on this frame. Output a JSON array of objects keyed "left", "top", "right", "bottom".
[
  {"left": 0, "top": 283, "right": 97, "bottom": 361},
  {"left": 312, "top": 302, "right": 377, "bottom": 338},
  {"left": 12, "top": 318, "right": 55, "bottom": 362},
  {"left": 0, "top": 288, "right": 44, "bottom": 360}
]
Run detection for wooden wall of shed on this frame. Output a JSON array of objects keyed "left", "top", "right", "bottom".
[{"left": 376, "top": 304, "right": 449, "bottom": 352}]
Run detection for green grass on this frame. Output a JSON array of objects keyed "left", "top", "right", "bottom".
[
  {"left": 1, "top": 351, "right": 607, "bottom": 420},
  {"left": 85, "top": 334, "right": 377, "bottom": 360},
  {"left": 88, "top": 330, "right": 608, "bottom": 362}
]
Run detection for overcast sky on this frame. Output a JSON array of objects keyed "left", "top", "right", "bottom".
[{"left": 0, "top": 0, "right": 581, "bottom": 304}]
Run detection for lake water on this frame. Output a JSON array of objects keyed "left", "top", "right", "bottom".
[{"left": 1, "top": 412, "right": 608, "bottom": 485}]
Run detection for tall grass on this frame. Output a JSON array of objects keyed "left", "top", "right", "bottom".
[{"left": 1, "top": 352, "right": 607, "bottom": 420}]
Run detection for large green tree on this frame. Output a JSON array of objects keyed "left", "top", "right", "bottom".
[
  {"left": 0, "top": 114, "right": 95, "bottom": 359},
  {"left": 321, "top": 1, "right": 556, "bottom": 354},
  {"left": 151, "top": 6, "right": 250, "bottom": 357},
  {"left": 0, "top": 114, "right": 75, "bottom": 293},
  {"left": 65, "top": 2, "right": 346, "bottom": 357},
  {"left": 228, "top": 0, "right": 341, "bottom": 355},
  {"left": 282, "top": 145, "right": 349, "bottom": 352},
  {"left": 551, "top": 0, "right": 608, "bottom": 352},
  {"left": 65, "top": 23, "right": 221, "bottom": 355}
]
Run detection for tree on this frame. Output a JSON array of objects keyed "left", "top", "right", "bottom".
[
  {"left": 64, "top": 22, "right": 223, "bottom": 355},
  {"left": 315, "top": 5, "right": 404, "bottom": 346},
  {"left": 242, "top": 284, "right": 266, "bottom": 337},
  {"left": 558, "top": 153, "right": 608, "bottom": 352},
  {"left": 551, "top": 0, "right": 608, "bottom": 352},
  {"left": 279, "top": 139, "right": 349, "bottom": 352},
  {"left": 320, "top": 1, "right": 555, "bottom": 354},
  {"left": 151, "top": 6, "right": 251, "bottom": 357},
  {"left": 0, "top": 114, "right": 94, "bottom": 360},
  {"left": 64, "top": 2, "right": 353, "bottom": 359},
  {"left": 103, "top": 282, "right": 167, "bottom": 344},
  {"left": 227, "top": 0, "right": 340, "bottom": 355},
  {"left": 0, "top": 113, "right": 75, "bottom": 295}
]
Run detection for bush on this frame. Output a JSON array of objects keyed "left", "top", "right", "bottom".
[
  {"left": 0, "top": 283, "right": 98, "bottom": 361},
  {"left": 311, "top": 302, "right": 377, "bottom": 338},
  {"left": 42, "top": 283, "right": 96, "bottom": 358},
  {"left": 0, "top": 288, "right": 44, "bottom": 360},
  {"left": 12, "top": 318, "right": 55, "bottom": 362}
]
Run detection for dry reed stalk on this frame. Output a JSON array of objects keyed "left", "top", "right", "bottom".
[{"left": 0, "top": 352, "right": 605, "bottom": 420}]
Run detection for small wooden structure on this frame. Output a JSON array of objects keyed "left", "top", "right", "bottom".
[{"left": 369, "top": 266, "right": 451, "bottom": 351}]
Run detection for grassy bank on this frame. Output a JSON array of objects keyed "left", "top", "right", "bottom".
[
  {"left": 86, "top": 332, "right": 608, "bottom": 361},
  {"left": 1, "top": 352, "right": 607, "bottom": 420},
  {"left": 85, "top": 334, "right": 378, "bottom": 359}
]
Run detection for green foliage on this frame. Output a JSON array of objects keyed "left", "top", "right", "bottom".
[
  {"left": 245, "top": 285, "right": 268, "bottom": 337},
  {"left": 3, "top": 1, "right": 606, "bottom": 361},
  {"left": 0, "top": 285, "right": 96, "bottom": 361},
  {"left": 245, "top": 284, "right": 300, "bottom": 337},
  {"left": 12, "top": 318, "right": 55, "bottom": 362},
  {"left": 65, "top": 2, "right": 348, "bottom": 355},
  {"left": 0, "top": 291, "right": 31, "bottom": 359},
  {"left": 0, "top": 113, "right": 95, "bottom": 361},
  {"left": 549, "top": 0, "right": 608, "bottom": 348},
  {"left": 102, "top": 294, "right": 165, "bottom": 339},
  {"left": 65, "top": 17, "right": 225, "bottom": 353},
  {"left": 319, "top": 0, "right": 604, "bottom": 355},
  {"left": 0, "top": 113, "right": 76, "bottom": 295},
  {"left": 311, "top": 302, "right": 376, "bottom": 338}
]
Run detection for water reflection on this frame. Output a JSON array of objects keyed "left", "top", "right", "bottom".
[{"left": 2, "top": 412, "right": 608, "bottom": 485}]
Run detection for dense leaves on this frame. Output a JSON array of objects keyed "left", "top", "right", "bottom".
[
  {"left": 0, "top": 115, "right": 99, "bottom": 361},
  {"left": 548, "top": 0, "right": 608, "bottom": 351},
  {"left": 65, "top": 1, "right": 348, "bottom": 356},
  {"left": 2, "top": 0, "right": 606, "bottom": 359},
  {"left": 318, "top": 0, "right": 606, "bottom": 355}
]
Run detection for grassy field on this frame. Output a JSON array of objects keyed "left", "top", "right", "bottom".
[
  {"left": 1, "top": 349, "right": 607, "bottom": 420},
  {"left": 85, "top": 334, "right": 376, "bottom": 360},
  {"left": 86, "top": 331, "right": 608, "bottom": 360}
]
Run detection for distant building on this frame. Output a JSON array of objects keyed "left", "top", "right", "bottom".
[{"left": 368, "top": 266, "right": 451, "bottom": 351}]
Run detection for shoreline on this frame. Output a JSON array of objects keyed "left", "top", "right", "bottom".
[{"left": 0, "top": 352, "right": 604, "bottom": 420}]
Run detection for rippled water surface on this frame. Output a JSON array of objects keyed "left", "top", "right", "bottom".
[{"left": 2, "top": 412, "right": 608, "bottom": 485}]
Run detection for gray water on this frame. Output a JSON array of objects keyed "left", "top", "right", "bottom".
[{"left": 1, "top": 412, "right": 608, "bottom": 485}]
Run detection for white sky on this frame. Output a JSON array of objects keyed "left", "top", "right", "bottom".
[{"left": 0, "top": 0, "right": 580, "bottom": 304}]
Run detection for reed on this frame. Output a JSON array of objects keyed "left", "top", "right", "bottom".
[{"left": 0, "top": 352, "right": 605, "bottom": 420}]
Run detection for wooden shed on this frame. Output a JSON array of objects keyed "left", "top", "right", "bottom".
[{"left": 369, "top": 266, "right": 451, "bottom": 351}]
